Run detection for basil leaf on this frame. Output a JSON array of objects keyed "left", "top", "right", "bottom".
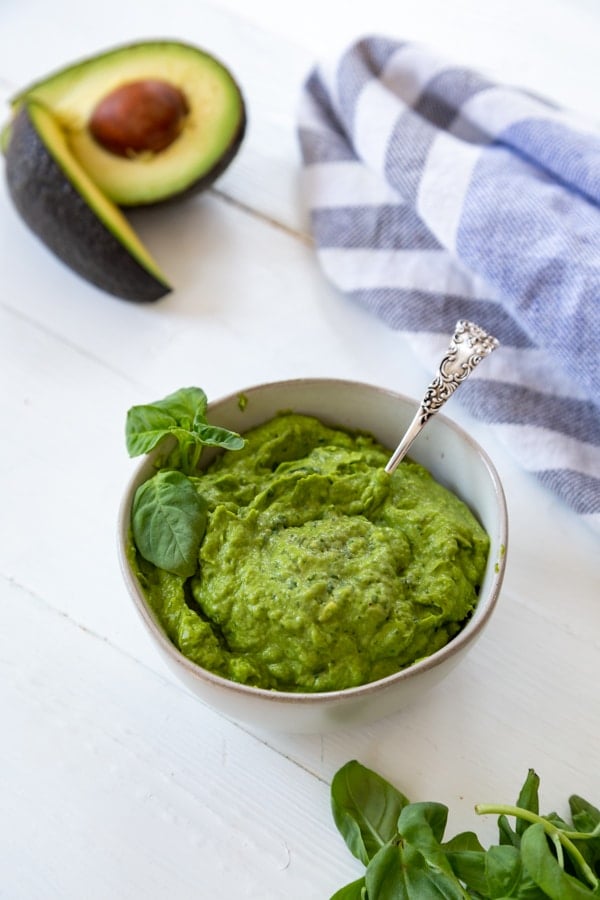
[
  {"left": 152, "top": 387, "right": 208, "bottom": 426},
  {"left": 499, "top": 813, "right": 521, "bottom": 848},
  {"left": 516, "top": 770, "right": 541, "bottom": 837},
  {"left": 496, "top": 772, "right": 541, "bottom": 849},
  {"left": 485, "top": 844, "right": 523, "bottom": 897},
  {"left": 396, "top": 802, "right": 457, "bottom": 881},
  {"left": 126, "top": 405, "right": 179, "bottom": 457},
  {"left": 568, "top": 797, "right": 600, "bottom": 875},
  {"left": 570, "top": 796, "right": 600, "bottom": 834},
  {"left": 443, "top": 834, "right": 488, "bottom": 896},
  {"left": 443, "top": 832, "right": 486, "bottom": 854},
  {"left": 331, "top": 761, "right": 409, "bottom": 866},
  {"left": 520, "top": 823, "right": 596, "bottom": 899},
  {"left": 126, "top": 388, "right": 207, "bottom": 456},
  {"left": 398, "top": 801, "right": 449, "bottom": 845},
  {"left": 329, "top": 876, "right": 368, "bottom": 899},
  {"left": 444, "top": 849, "right": 487, "bottom": 895},
  {"left": 365, "top": 839, "right": 466, "bottom": 900},
  {"left": 193, "top": 421, "right": 245, "bottom": 451},
  {"left": 545, "top": 811, "right": 572, "bottom": 832},
  {"left": 514, "top": 883, "right": 551, "bottom": 898},
  {"left": 132, "top": 470, "right": 207, "bottom": 578}
]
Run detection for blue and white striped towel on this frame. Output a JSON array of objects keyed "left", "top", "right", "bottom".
[{"left": 298, "top": 36, "right": 600, "bottom": 535}]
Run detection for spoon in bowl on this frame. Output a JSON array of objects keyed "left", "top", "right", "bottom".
[{"left": 385, "top": 320, "right": 499, "bottom": 475}]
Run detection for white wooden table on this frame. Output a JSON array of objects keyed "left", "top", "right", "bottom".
[{"left": 1, "top": 1, "right": 599, "bottom": 896}]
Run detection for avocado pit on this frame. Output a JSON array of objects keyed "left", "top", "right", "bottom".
[{"left": 89, "top": 79, "right": 189, "bottom": 157}]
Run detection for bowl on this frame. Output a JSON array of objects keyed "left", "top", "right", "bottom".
[{"left": 118, "top": 378, "right": 508, "bottom": 733}]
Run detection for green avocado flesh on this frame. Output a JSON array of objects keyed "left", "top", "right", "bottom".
[
  {"left": 5, "top": 101, "right": 170, "bottom": 302},
  {"left": 8, "top": 40, "right": 246, "bottom": 207},
  {"left": 130, "top": 413, "right": 490, "bottom": 693}
]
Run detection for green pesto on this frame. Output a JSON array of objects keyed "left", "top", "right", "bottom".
[{"left": 130, "top": 413, "right": 489, "bottom": 693}]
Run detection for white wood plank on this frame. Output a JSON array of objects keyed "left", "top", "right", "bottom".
[
  {"left": 3, "top": 573, "right": 599, "bottom": 899},
  {"left": 0, "top": 577, "right": 362, "bottom": 899},
  {"left": 0, "top": 177, "right": 412, "bottom": 395}
]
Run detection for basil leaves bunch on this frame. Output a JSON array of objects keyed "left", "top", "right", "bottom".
[
  {"left": 330, "top": 761, "right": 600, "bottom": 899},
  {"left": 125, "top": 387, "right": 245, "bottom": 578}
]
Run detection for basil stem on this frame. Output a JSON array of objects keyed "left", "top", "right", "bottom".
[{"left": 475, "top": 804, "right": 599, "bottom": 890}]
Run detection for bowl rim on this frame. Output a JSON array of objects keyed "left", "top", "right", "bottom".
[{"left": 118, "top": 376, "right": 508, "bottom": 705}]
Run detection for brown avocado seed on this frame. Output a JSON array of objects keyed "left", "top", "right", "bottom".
[{"left": 89, "top": 79, "right": 189, "bottom": 157}]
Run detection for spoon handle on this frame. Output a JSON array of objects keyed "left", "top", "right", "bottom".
[{"left": 385, "top": 320, "right": 499, "bottom": 475}]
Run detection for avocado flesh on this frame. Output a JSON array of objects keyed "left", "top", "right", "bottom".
[
  {"left": 5, "top": 101, "right": 171, "bottom": 301},
  {"left": 8, "top": 40, "right": 246, "bottom": 207}
]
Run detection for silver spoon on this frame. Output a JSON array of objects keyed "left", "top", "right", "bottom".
[{"left": 385, "top": 320, "right": 499, "bottom": 475}]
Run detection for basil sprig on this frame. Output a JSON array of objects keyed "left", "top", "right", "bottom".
[
  {"left": 330, "top": 761, "right": 600, "bottom": 899},
  {"left": 126, "top": 386, "right": 244, "bottom": 474},
  {"left": 125, "top": 386, "right": 245, "bottom": 576}
]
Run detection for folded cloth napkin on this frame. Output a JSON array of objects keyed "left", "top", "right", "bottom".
[{"left": 298, "top": 36, "right": 600, "bottom": 534}]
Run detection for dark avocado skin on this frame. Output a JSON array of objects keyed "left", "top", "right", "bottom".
[{"left": 5, "top": 106, "right": 170, "bottom": 302}]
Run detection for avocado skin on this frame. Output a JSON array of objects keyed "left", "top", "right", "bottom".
[{"left": 5, "top": 106, "right": 170, "bottom": 302}]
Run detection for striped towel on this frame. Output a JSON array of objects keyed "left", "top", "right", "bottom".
[{"left": 298, "top": 36, "right": 600, "bottom": 535}]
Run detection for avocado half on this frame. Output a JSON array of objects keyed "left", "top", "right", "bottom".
[
  {"left": 6, "top": 101, "right": 171, "bottom": 301},
  {"left": 3, "top": 40, "right": 246, "bottom": 300}
]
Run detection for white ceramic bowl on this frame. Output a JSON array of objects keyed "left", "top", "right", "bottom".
[{"left": 118, "top": 378, "right": 507, "bottom": 733}]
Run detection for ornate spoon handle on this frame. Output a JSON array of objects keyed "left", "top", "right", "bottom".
[{"left": 385, "top": 320, "right": 499, "bottom": 475}]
